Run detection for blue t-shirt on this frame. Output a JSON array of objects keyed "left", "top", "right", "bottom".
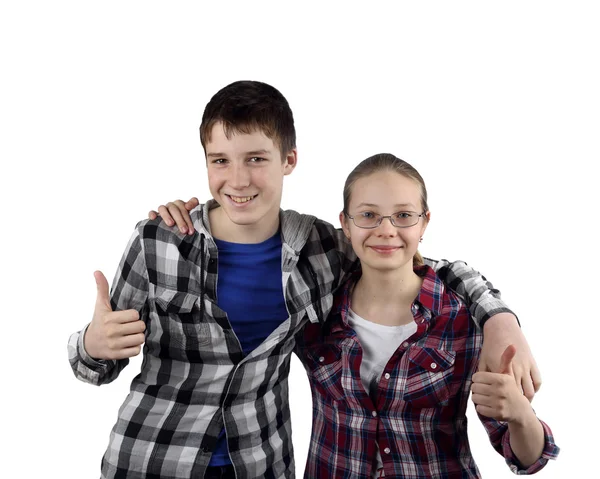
[{"left": 209, "top": 232, "right": 288, "bottom": 466}]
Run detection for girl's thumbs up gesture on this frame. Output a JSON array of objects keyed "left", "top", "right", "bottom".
[{"left": 471, "top": 345, "right": 530, "bottom": 423}]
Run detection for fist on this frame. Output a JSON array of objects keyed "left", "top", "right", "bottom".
[
  {"left": 84, "top": 271, "right": 146, "bottom": 360},
  {"left": 472, "top": 345, "right": 531, "bottom": 424}
]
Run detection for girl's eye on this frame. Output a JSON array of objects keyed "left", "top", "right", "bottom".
[
  {"left": 395, "top": 212, "right": 413, "bottom": 219},
  {"left": 360, "top": 212, "right": 375, "bottom": 218}
]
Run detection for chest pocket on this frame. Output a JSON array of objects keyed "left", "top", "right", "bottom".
[
  {"left": 305, "top": 337, "right": 349, "bottom": 402},
  {"left": 154, "top": 286, "right": 210, "bottom": 350},
  {"left": 403, "top": 347, "right": 456, "bottom": 408}
]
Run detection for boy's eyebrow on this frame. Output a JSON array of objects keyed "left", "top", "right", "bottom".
[
  {"left": 206, "top": 149, "right": 272, "bottom": 158},
  {"left": 246, "top": 149, "right": 271, "bottom": 156}
]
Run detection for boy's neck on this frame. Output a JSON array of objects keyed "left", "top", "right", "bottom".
[{"left": 209, "top": 206, "right": 280, "bottom": 244}]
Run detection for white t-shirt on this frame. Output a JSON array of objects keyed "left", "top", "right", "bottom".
[{"left": 347, "top": 308, "right": 418, "bottom": 478}]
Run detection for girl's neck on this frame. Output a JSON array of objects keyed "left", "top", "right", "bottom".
[{"left": 351, "top": 263, "right": 423, "bottom": 326}]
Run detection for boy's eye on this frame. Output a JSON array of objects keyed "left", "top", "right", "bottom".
[
  {"left": 248, "top": 157, "right": 265, "bottom": 163},
  {"left": 212, "top": 158, "right": 227, "bottom": 164}
]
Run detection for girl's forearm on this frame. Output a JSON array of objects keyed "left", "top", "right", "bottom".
[{"left": 507, "top": 410, "right": 545, "bottom": 467}]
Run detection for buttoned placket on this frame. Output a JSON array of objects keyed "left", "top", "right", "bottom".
[{"left": 375, "top": 303, "right": 432, "bottom": 466}]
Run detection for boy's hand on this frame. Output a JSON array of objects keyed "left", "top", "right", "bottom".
[
  {"left": 479, "top": 313, "right": 541, "bottom": 401},
  {"left": 148, "top": 197, "right": 199, "bottom": 235},
  {"left": 84, "top": 271, "right": 146, "bottom": 360},
  {"left": 472, "top": 345, "right": 532, "bottom": 425}
]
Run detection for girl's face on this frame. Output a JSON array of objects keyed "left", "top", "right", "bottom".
[{"left": 340, "top": 170, "right": 430, "bottom": 274}]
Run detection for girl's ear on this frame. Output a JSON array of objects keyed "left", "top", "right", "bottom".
[
  {"left": 420, "top": 210, "right": 431, "bottom": 237},
  {"left": 339, "top": 211, "right": 351, "bottom": 240}
]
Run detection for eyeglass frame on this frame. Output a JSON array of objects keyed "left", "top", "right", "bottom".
[{"left": 344, "top": 210, "right": 428, "bottom": 229}]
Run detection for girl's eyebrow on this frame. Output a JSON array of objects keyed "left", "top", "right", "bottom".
[{"left": 355, "top": 202, "right": 416, "bottom": 209}]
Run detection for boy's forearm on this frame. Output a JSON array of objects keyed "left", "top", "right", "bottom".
[{"left": 482, "top": 312, "right": 519, "bottom": 335}]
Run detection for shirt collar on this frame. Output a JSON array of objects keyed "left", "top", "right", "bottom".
[
  {"left": 331, "top": 264, "right": 447, "bottom": 332},
  {"left": 190, "top": 200, "right": 316, "bottom": 254},
  {"left": 414, "top": 264, "right": 446, "bottom": 318}
]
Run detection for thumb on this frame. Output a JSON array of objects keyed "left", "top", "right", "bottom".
[
  {"left": 499, "top": 344, "right": 517, "bottom": 375},
  {"left": 94, "top": 270, "right": 112, "bottom": 312}
]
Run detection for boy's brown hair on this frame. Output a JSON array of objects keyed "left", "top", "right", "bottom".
[{"left": 200, "top": 80, "right": 296, "bottom": 158}]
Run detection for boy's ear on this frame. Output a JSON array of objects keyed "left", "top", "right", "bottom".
[{"left": 283, "top": 149, "right": 298, "bottom": 175}]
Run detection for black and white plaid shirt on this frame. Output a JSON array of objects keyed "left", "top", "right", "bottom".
[{"left": 68, "top": 200, "right": 512, "bottom": 479}]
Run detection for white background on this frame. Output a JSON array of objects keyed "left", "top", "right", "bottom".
[{"left": 1, "top": 1, "right": 598, "bottom": 478}]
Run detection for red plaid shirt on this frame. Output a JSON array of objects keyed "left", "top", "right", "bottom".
[{"left": 295, "top": 266, "right": 559, "bottom": 478}]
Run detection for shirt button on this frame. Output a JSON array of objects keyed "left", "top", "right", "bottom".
[
  {"left": 371, "top": 411, "right": 377, "bottom": 417},
  {"left": 384, "top": 373, "right": 391, "bottom": 380},
  {"left": 402, "top": 342, "right": 409, "bottom": 348},
  {"left": 430, "top": 363, "right": 437, "bottom": 369},
  {"left": 319, "top": 356, "right": 325, "bottom": 363},
  {"left": 383, "top": 447, "right": 391, "bottom": 454}
]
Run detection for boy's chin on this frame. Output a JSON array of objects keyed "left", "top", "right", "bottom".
[{"left": 223, "top": 206, "right": 269, "bottom": 227}]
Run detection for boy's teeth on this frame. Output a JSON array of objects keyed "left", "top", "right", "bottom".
[{"left": 231, "top": 196, "right": 254, "bottom": 203}]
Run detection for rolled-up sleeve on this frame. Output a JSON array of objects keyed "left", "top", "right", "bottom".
[
  {"left": 501, "top": 420, "right": 560, "bottom": 474},
  {"left": 483, "top": 414, "right": 560, "bottom": 475},
  {"left": 424, "top": 258, "right": 514, "bottom": 328}
]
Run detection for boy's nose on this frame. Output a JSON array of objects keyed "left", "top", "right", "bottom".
[{"left": 229, "top": 164, "right": 251, "bottom": 188}]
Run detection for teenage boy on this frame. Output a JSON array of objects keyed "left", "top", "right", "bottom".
[{"left": 69, "top": 81, "right": 539, "bottom": 479}]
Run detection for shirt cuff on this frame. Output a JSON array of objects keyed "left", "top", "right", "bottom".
[
  {"left": 471, "top": 300, "right": 520, "bottom": 329},
  {"left": 77, "top": 324, "right": 116, "bottom": 371},
  {"left": 501, "top": 419, "right": 560, "bottom": 474}
]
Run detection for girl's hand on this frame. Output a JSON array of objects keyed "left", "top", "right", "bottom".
[
  {"left": 472, "top": 345, "right": 533, "bottom": 425},
  {"left": 148, "top": 197, "right": 199, "bottom": 234}
]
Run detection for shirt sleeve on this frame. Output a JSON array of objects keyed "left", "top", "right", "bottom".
[
  {"left": 480, "top": 413, "right": 560, "bottom": 474},
  {"left": 67, "top": 226, "right": 149, "bottom": 386},
  {"left": 293, "top": 329, "right": 307, "bottom": 363},
  {"left": 423, "top": 257, "right": 515, "bottom": 328},
  {"left": 315, "top": 220, "right": 359, "bottom": 289}
]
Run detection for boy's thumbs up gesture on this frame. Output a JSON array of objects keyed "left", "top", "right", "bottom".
[
  {"left": 471, "top": 345, "right": 531, "bottom": 423},
  {"left": 84, "top": 271, "right": 146, "bottom": 360}
]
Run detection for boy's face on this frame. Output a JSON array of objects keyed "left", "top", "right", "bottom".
[{"left": 205, "top": 122, "right": 296, "bottom": 240}]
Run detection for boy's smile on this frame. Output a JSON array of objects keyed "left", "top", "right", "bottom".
[
  {"left": 205, "top": 122, "right": 297, "bottom": 243},
  {"left": 227, "top": 194, "right": 258, "bottom": 204}
]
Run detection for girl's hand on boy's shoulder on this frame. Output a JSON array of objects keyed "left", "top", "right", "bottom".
[
  {"left": 148, "top": 197, "right": 198, "bottom": 235},
  {"left": 471, "top": 345, "right": 533, "bottom": 425}
]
